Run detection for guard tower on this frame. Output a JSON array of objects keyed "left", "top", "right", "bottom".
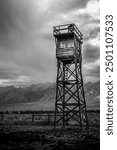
[{"left": 53, "top": 24, "right": 88, "bottom": 127}]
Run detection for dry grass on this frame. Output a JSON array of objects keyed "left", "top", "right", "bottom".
[{"left": 0, "top": 111, "right": 100, "bottom": 150}]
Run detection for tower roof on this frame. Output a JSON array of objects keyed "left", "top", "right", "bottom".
[{"left": 53, "top": 23, "right": 83, "bottom": 43}]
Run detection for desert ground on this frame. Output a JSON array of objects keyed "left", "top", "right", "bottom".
[{"left": 0, "top": 111, "right": 100, "bottom": 150}]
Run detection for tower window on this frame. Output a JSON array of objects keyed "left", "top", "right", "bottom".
[
  {"left": 67, "top": 39, "right": 74, "bottom": 48},
  {"left": 58, "top": 39, "right": 74, "bottom": 48},
  {"left": 59, "top": 40, "right": 66, "bottom": 48}
]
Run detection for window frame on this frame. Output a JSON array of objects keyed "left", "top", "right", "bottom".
[{"left": 58, "top": 38, "right": 74, "bottom": 49}]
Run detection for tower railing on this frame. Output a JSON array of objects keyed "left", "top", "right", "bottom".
[{"left": 53, "top": 24, "right": 83, "bottom": 43}]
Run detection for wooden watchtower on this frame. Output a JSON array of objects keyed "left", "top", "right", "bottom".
[{"left": 53, "top": 24, "right": 88, "bottom": 127}]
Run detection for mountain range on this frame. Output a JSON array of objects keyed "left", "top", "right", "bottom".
[{"left": 0, "top": 81, "right": 100, "bottom": 111}]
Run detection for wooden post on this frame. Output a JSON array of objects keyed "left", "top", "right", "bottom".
[
  {"left": 32, "top": 113, "right": 34, "bottom": 122},
  {"left": 1, "top": 112, "right": 4, "bottom": 121},
  {"left": 48, "top": 113, "right": 50, "bottom": 124},
  {"left": 66, "top": 112, "right": 68, "bottom": 125}
]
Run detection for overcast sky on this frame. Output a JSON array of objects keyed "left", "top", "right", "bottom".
[{"left": 0, "top": 0, "right": 99, "bottom": 86}]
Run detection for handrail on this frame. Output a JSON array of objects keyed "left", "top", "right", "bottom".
[{"left": 53, "top": 24, "right": 83, "bottom": 43}]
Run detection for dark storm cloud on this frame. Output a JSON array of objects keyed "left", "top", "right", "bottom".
[
  {"left": 0, "top": 0, "right": 14, "bottom": 33},
  {"left": 84, "top": 26, "right": 100, "bottom": 41},
  {"left": 0, "top": 0, "right": 40, "bottom": 50},
  {"left": 0, "top": 66, "right": 20, "bottom": 80},
  {"left": 83, "top": 44, "right": 100, "bottom": 63},
  {"left": 0, "top": 0, "right": 100, "bottom": 85},
  {"left": 90, "top": 65, "right": 100, "bottom": 78},
  {"left": 75, "top": 13, "right": 100, "bottom": 42},
  {"left": 0, "top": 0, "right": 34, "bottom": 31},
  {"left": 89, "top": 27, "right": 100, "bottom": 37},
  {"left": 0, "top": 0, "right": 15, "bottom": 49},
  {"left": 76, "top": 13, "right": 100, "bottom": 25},
  {"left": 84, "top": 65, "right": 100, "bottom": 78},
  {"left": 49, "top": 0, "right": 90, "bottom": 13}
]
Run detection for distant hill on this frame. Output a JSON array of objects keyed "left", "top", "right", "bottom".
[
  {"left": 84, "top": 81, "right": 100, "bottom": 110},
  {"left": 0, "top": 81, "right": 100, "bottom": 111}
]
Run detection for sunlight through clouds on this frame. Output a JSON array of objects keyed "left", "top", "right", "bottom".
[{"left": 0, "top": 0, "right": 99, "bottom": 86}]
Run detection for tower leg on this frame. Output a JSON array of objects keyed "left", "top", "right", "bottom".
[{"left": 55, "top": 58, "right": 88, "bottom": 127}]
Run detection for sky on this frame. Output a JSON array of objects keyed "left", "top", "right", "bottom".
[{"left": 0, "top": 0, "right": 100, "bottom": 87}]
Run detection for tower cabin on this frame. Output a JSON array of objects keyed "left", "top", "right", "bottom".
[{"left": 53, "top": 24, "right": 83, "bottom": 59}]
